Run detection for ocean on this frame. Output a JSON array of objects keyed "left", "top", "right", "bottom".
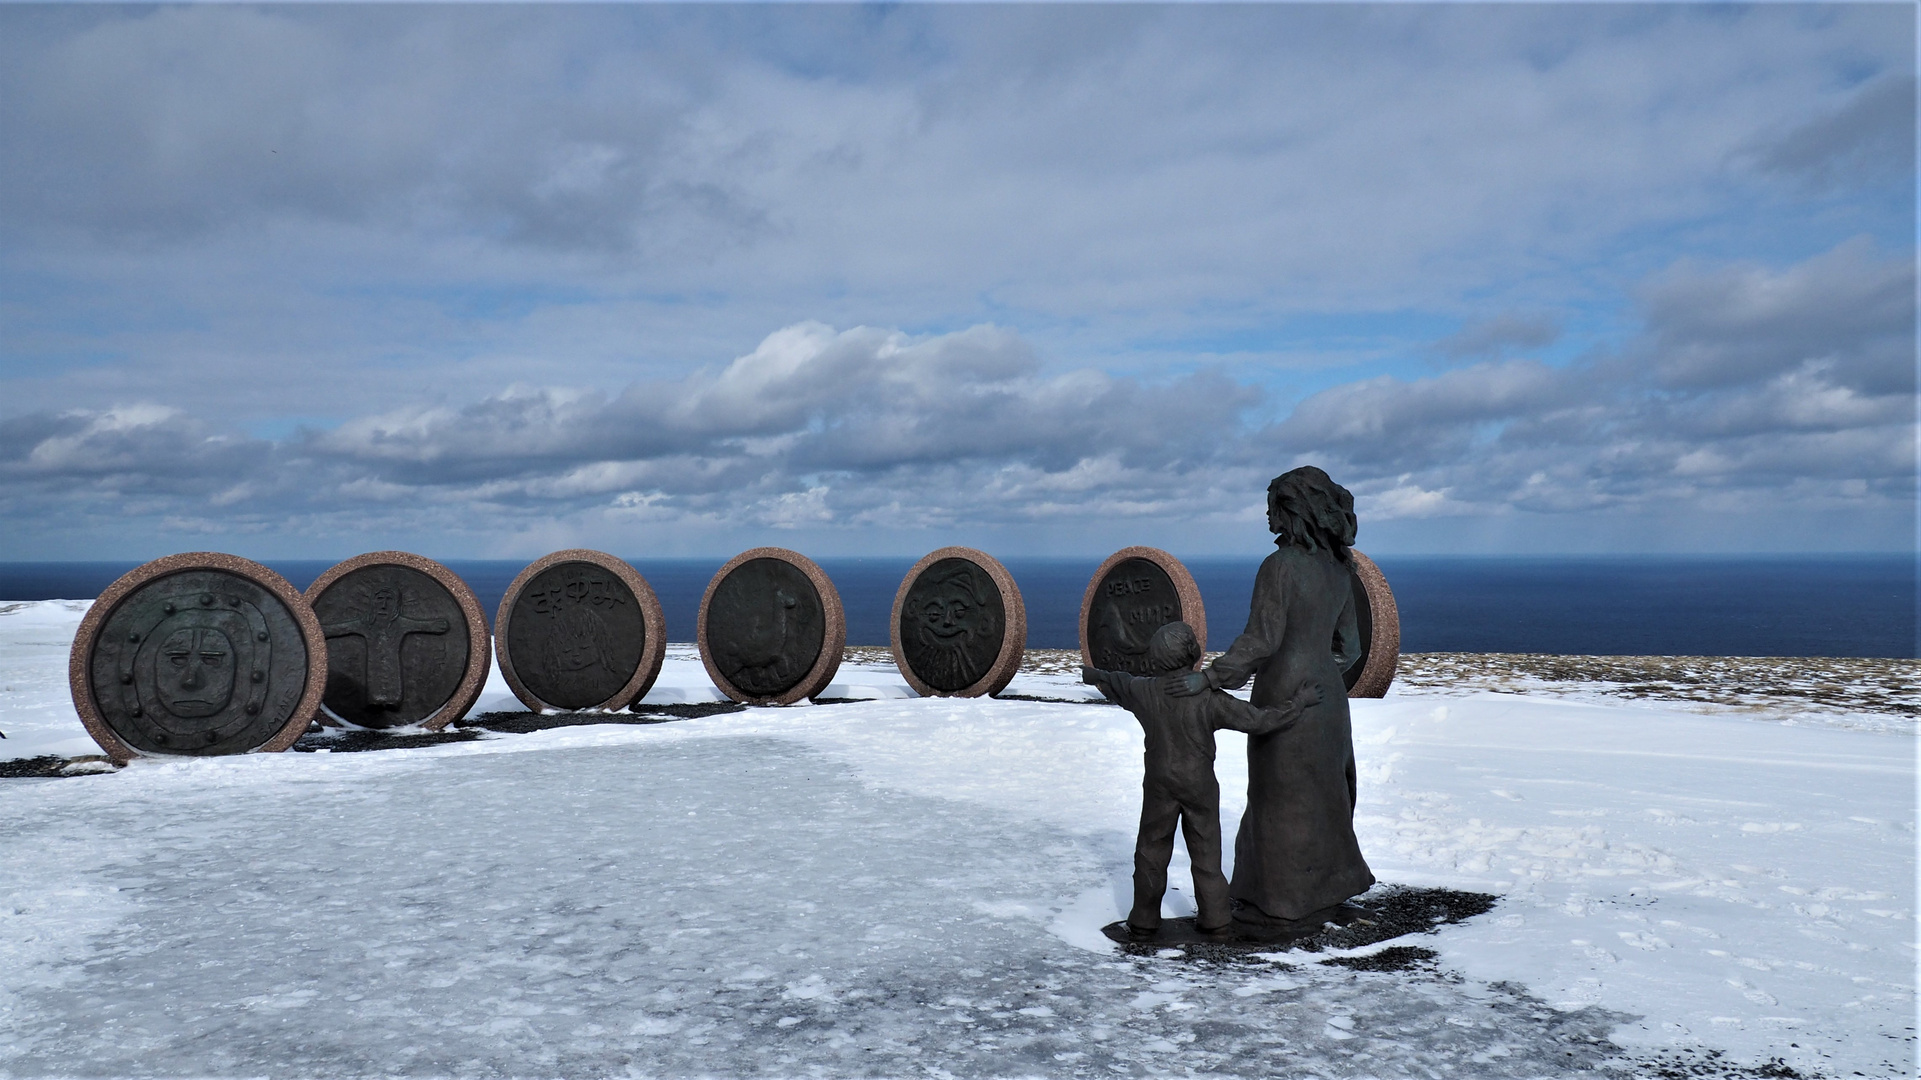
[{"left": 0, "top": 554, "right": 1910, "bottom": 658}]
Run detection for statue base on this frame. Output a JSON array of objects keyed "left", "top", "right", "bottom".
[{"left": 1099, "top": 884, "right": 1498, "bottom": 958}]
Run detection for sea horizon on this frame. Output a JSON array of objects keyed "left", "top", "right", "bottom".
[{"left": 4, "top": 553, "right": 1911, "bottom": 659}]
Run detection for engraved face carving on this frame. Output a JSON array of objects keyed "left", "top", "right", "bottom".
[
  {"left": 707, "top": 557, "right": 825, "bottom": 698},
  {"left": 314, "top": 564, "right": 466, "bottom": 728},
  {"left": 545, "top": 604, "right": 614, "bottom": 675},
  {"left": 899, "top": 559, "right": 1004, "bottom": 693},
  {"left": 156, "top": 627, "right": 235, "bottom": 717},
  {"left": 86, "top": 568, "right": 309, "bottom": 756},
  {"left": 1086, "top": 557, "right": 1181, "bottom": 675},
  {"left": 506, "top": 561, "right": 645, "bottom": 710}
]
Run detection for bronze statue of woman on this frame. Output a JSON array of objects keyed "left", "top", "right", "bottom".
[{"left": 1168, "top": 465, "right": 1374, "bottom": 928}]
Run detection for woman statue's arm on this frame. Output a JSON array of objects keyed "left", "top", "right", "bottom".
[{"left": 1167, "top": 557, "right": 1285, "bottom": 696}]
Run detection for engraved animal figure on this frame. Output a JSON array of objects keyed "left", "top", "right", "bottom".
[
  {"left": 322, "top": 585, "right": 451, "bottom": 708},
  {"left": 721, "top": 587, "right": 805, "bottom": 691},
  {"left": 1095, "top": 599, "right": 1155, "bottom": 671}
]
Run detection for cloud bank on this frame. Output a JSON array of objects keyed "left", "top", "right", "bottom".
[
  {"left": 0, "top": 5, "right": 1909, "bottom": 556},
  {"left": 0, "top": 240, "right": 1908, "bottom": 556}
]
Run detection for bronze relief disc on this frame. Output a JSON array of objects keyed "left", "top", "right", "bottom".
[
  {"left": 304, "top": 551, "right": 491, "bottom": 731},
  {"left": 1079, "top": 546, "right": 1207, "bottom": 675},
  {"left": 1343, "top": 549, "right": 1400, "bottom": 698},
  {"left": 68, "top": 552, "right": 327, "bottom": 763},
  {"left": 494, "top": 550, "right": 666, "bottom": 712},
  {"left": 889, "top": 547, "right": 1026, "bottom": 697},
  {"left": 697, "top": 548, "right": 845, "bottom": 705}
]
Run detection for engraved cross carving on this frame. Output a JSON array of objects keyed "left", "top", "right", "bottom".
[{"left": 322, "top": 586, "right": 450, "bottom": 708}]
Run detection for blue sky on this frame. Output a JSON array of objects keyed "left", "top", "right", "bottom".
[{"left": 0, "top": 3, "right": 1912, "bottom": 560}]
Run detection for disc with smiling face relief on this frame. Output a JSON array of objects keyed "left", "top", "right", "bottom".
[
  {"left": 495, "top": 550, "right": 665, "bottom": 712},
  {"left": 1079, "top": 546, "right": 1207, "bottom": 676},
  {"left": 698, "top": 548, "right": 845, "bottom": 705},
  {"left": 890, "top": 547, "right": 1026, "bottom": 697},
  {"left": 305, "top": 552, "right": 491, "bottom": 730},
  {"left": 70, "top": 553, "right": 326, "bottom": 761}
]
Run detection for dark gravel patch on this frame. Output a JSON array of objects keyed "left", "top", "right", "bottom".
[
  {"left": 294, "top": 728, "right": 481, "bottom": 753},
  {"left": 1321, "top": 945, "right": 1440, "bottom": 972},
  {"left": 1107, "top": 884, "right": 1500, "bottom": 962},
  {"left": 458, "top": 701, "right": 746, "bottom": 735},
  {"left": 1631, "top": 1048, "right": 1815, "bottom": 1078},
  {"left": 0, "top": 754, "right": 78, "bottom": 778}
]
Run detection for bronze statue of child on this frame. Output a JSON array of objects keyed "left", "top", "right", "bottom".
[{"left": 1083, "top": 621, "right": 1322, "bottom": 936}]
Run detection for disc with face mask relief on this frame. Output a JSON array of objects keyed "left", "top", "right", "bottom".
[{"left": 70, "top": 553, "right": 326, "bottom": 761}]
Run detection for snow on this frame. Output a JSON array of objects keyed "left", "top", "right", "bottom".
[{"left": 0, "top": 600, "right": 1912, "bottom": 1078}]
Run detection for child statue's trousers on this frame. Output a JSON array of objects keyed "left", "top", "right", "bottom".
[{"left": 1132, "top": 783, "right": 1230, "bottom": 931}]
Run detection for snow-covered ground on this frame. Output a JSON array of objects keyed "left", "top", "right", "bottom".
[{"left": 1, "top": 600, "right": 1913, "bottom": 1078}]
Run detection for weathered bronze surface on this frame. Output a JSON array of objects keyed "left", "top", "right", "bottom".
[
  {"left": 705, "top": 557, "right": 826, "bottom": 699},
  {"left": 312, "top": 564, "right": 469, "bottom": 728},
  {"left": 505, "top": 561, "right": 646, "bottom": 710},
  {"left": 1183, "top": 465, "right": 1376, "bottom": 925},
  {"left": 896, "top": 557, "right": 1006, "bottom": 693},
  {"left": 1084, "top": 557, "right": 1184, "bottom": 675},
  {"left": 1342, "top": 564, "right": 1374, "bottom": 692},
  {"left": 85, "top": 568, "right": 311, "bottom": 755}
]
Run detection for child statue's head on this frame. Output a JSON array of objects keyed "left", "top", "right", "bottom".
[{"left": 1146, "top": 621, "right": 1201, "bottom": 674}]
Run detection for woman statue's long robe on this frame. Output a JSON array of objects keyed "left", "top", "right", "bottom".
[{"left": 1206, "top": 545, "right": 1375, "bottom": 922}]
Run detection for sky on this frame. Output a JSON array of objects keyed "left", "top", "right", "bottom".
[{"left": 0, "top": 3, "right": 1912, "bottom": 560}]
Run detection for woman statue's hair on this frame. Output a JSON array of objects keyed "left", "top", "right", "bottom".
[{"left": 1267, "top": 466, "right": 1357, "bottom": 563}]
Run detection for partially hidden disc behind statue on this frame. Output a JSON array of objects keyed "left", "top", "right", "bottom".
[{"left": 1079, "top": 546, "right": 1207, "bottom": 675}]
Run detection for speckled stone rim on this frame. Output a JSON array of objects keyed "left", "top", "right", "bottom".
[
  {"left": 888, "top": 547, "right": 1028, "bottom": 698},
  {"left": 697, "top": 547, "right": 846, "bottom": 706},
  {"left": 1078, "top": 546, "right": 1208, "bottom": 672},
  {"left": 493, "top": 549, "right": 667, "bottom": 713},
  {"left": 304, "top": 551, "right": 493, "bottom": 732},
  {"left": 68, "top": 552, "right": 328, "bottom": 764},
  {"left": 1347, "top": 549, "right": 1400, "bottom": 699}
]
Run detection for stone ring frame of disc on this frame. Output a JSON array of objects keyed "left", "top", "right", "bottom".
[
  {"left": 67, "top": 552, "right": 328, "bottom": 764},
  {"left": 1345, "top": 549, "right": 1401, "bottom": 699},
  {"left": 303, "top": 551, "right": 493, "bottom": 731},
  {"left": 1078, "top": 546, "right": 1208, "bottom": 674},
  {"left": 889, "top": 546, "right": 1026, "bottom": 698},
  {"left": 697, "top": 547, "right": 846, "bottom": 706},
  {"left": 493, "top": 549, "right": 667, "bottom": 713}
]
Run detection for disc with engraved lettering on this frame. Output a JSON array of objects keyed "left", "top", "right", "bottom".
[
  {"left": 1079, "top": 547, "right": 1207, "bottom": 676},
  {"left": 698, "top": 548, "right": 845, "bottom": 705},
  {"left": 495, "top": 550, "right": 666, "bottom": 712},
  {"left": 890, "top": 547, "right": 1026, "bottom": 697},
  {"left": 305, "top": 552, "right": 491, "bottom": 731},
  {"left": 68, "top": 553, "right": 326, "bottom": 762},
  {"left": 1342, "top": 550, "right": 1400, "bottom": 698}
]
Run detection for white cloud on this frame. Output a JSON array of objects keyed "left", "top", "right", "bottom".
[
  {"left": 0, "top": 236, "right": 1908, "bottom": 556},
  {"left": 0, "top": 6, "right": 1908, "bottom": 555}
]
